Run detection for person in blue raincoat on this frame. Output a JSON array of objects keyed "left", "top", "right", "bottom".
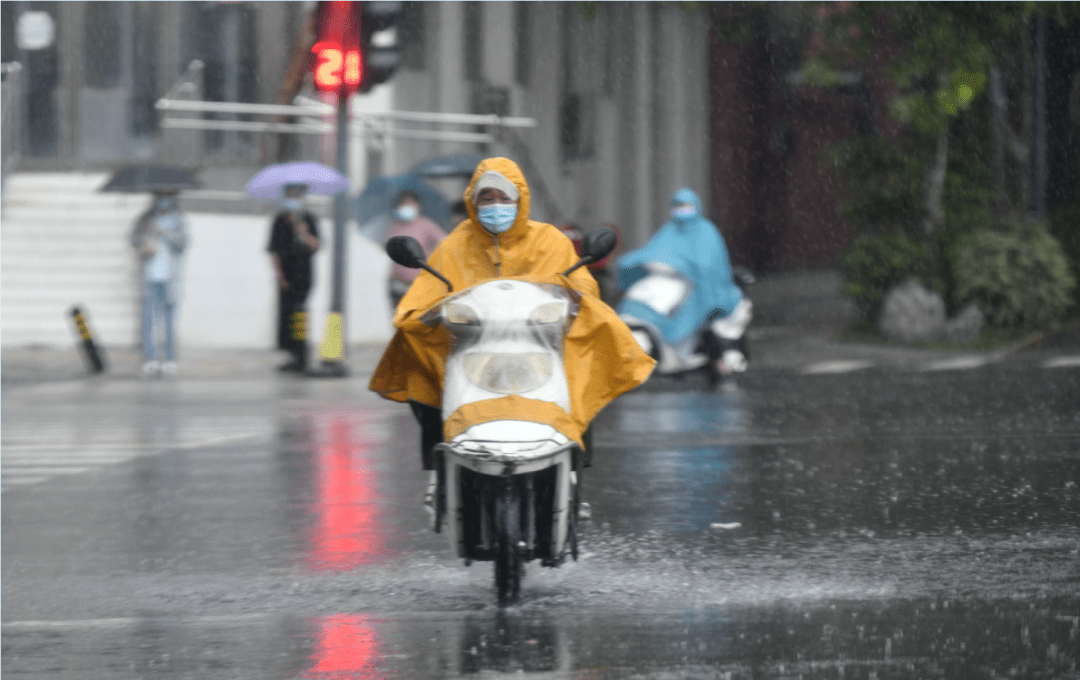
[{"left": 617, "top": 187, "right": 743, "bottom": 360}]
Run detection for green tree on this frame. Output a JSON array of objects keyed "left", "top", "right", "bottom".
[
  {"left": 808, "top": 2, "right": 1077, "bottom": 329},
  {"left": 809, "top": 3, "right": 1023, "bottom": 242}
]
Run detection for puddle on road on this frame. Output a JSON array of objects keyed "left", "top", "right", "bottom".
[
  {"left": 5, "top": 598, "right": 1078, "bottom": 679},
  {"left": 5, "top": 365, "right": 1080, "bottom": 678}
]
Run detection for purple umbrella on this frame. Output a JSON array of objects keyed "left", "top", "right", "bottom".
[{"left": 244, "top": 161, "right": 351, "bottom": 199}]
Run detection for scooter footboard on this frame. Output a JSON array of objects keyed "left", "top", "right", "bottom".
[{"left": 435, "top": 444, "right": 575, "bottom": 564}]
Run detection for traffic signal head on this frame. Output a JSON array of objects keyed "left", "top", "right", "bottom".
[
  {"left": 310, "top": 1, "right": 402, "bottom": 96},
  {"left": 358, "top": 1, "right": 403, "bottom": 92}
]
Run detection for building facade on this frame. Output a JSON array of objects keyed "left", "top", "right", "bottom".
[
  {"left": 3, "top": 2, "right": 716, "bottom": 254},
  {"left": 1, "top": 1, "right": 305, "bottom": 169},
  {"left": 388, "top": 2, "right": 714, "bottom": 254}
]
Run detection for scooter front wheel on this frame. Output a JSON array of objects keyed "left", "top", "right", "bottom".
[{"left": 494, "top": 477, "right": 523, "bottom": 606}]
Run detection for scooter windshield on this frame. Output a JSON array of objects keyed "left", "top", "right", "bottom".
[
  {"left": 623, "top": 269, "right": 693, "bottom": 317},
  {"left": 432, "top": 280, "right": 580, "bottom": 419}
]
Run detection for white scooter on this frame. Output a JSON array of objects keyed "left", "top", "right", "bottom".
[
  {"left": 618, "top": 263, "right": 754, "bottom": 386},
  {"left": 385, "top": 228, "right": 618, "bottom": 606}
]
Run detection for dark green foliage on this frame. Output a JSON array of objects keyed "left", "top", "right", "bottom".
[
  {"left": 829, "top": 137, "right": 926, "bottom": 235},
  {"left": 953, "top": 217, "right": 1076, "bottom": 328},
  {"left": 1048, "top": 204, "right": 1080, "bottom": 289},
  {"left": 818, "top": 4, "right": 1070, "bottom": 331},
  {"left": 833, "top": 115, "right": 995, "bottom": 322},
  {"left": 1047, "top": 204, "right": 1080, "bottom": 317},
  {"left": 940, "top": 103, "right": 996, "bottom": 240},
  {"left": 838, "top": 231, "right": 930, "bottom": 320}
]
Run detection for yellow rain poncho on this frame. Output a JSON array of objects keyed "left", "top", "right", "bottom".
[{"left": 368, "top": 157, "right": 655, "bottom": 446}]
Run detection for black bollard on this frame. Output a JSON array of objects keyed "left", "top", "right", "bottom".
[{"left": 70, "top": 306, "right": 106, "bottom": 373}]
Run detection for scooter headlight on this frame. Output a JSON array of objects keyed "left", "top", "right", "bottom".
[
  {"left": 527, "top": 301, "right": 566, "bottom": 325},
  {"left": 462, "top": 352, "right": 553, "bottom": 394},
  {"left": 444, "top": 303, "right": 480, "bottom": 326}
]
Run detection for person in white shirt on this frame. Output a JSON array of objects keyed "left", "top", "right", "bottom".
[{"left": 130, "top": 190, "right": 189, "bottom": 376}]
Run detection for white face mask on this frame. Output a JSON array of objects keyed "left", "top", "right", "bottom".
[
  {"left": 670, "top": 205, "right": 696, "bottom": 221},
  {"left": 394, "top": 204, "right": 419, "bottom": 222}
]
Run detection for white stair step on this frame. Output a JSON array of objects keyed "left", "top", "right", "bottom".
[
  {"left": 2, "top": 276, "right": 135, "bottom": 289},
  {"left": 2, "top": 256, "right": 129, "bottom": 265},
  {"left": 2, "top": 244, "right": 132, "bottom": 257},
  {"left": 1, "top": 219, "right": 142, "bottom": 234}
]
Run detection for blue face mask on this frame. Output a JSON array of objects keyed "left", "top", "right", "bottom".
[
  {"left": 477, "top": 203, "right": 518, "bottom": 234},
  {"left": 282, "top": 198, "right": 303, "bottom": 213}
]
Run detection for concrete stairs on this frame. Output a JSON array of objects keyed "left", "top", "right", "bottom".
[{"left": 2, "top": 173, "right": 148, "bottom": 348}]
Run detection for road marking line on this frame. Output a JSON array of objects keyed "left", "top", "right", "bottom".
[
  {"left": 1, "top": 460, "right": 130, "bottom": 469},
  {"left": 802, "top": 360, "right": 874, "bottom": 375},
  {"left": 0, "top": 476, "right": 49, "bottom": 487},
  {"left": 172, "top": 432, "right": 265, "bottom": 449},
  {"left": 2, "top": 613, "right": 271, "bottom": 629},
  {"left": 1, "top": 432, "right": 265, "bottom": 454},
  {"left": 921, "top": 356, "right": 989, "bottom": 371},
  {"left": 1, "top": 617, "right": 143, "bottom": 629},
  {"left": 1, "top": 466, "right": 94, "bottom": 476},
  {"left": 1, "top": 454, "right": 135, "bottom": 463},
  {"left": 1043, "top": 356, "right": 1080, "bottom": 368},
  {"left": 0, "top": 443, "right": 150, "bottom": 451}
]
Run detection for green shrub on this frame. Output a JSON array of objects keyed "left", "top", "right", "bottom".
[
  {"left": 953, "top": 218, "right": 1076, "bottom": 329},
  {"left": 1048, "top": 204, "right": 1080, "bottom": 306},
  {"left": 839, "top": 231, "right": 930, "bottom": 320}
]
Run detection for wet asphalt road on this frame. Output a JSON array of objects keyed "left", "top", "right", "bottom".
[{"left": 2, "top": 356, "right": 1079, "bottom": 679}]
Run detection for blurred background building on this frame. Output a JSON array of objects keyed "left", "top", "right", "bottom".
[{"left": 3, "top": 2, "right": 1078, "bottom": 350}]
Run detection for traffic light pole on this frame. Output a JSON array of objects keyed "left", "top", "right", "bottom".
[
  {"left": 332, "top": 90, "right": 348, "bottom": 320},
  {"left": 315, "top": 89, "right": 350, "bottom": 377}
]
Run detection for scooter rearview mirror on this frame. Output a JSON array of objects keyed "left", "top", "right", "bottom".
[
  {"left": 385, "top": 235, "right": 454, "bottom": 292},
  {"left": 581, "top": 227, "right": 618, "bottom": 262},
  {"left": 386, "top": 236, "right": 426, "bottom": 268},
  {"left": 561, "top": 227, "right": 618, "bottom": 277}
]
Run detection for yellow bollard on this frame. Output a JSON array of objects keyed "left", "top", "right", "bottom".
[
  {"left": 70, "top": 306, "right": 106, "bottom": 373},
  {"left": 313, "top": 311, "right": 347, "bottom": 377},
  {"left": 319, "top": 312, "right": 343, "bottom": 361}
]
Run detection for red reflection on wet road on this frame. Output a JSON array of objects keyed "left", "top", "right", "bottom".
[
  {"left": 306, "top": 415, "right": 393, "bottom": 571},
  {"left": 303, "top": 614, "right": 383, "bottom": 679}
]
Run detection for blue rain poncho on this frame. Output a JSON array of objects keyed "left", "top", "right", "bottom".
[{"left": 617, "top": 188, "right": 742, "bottom": 346}]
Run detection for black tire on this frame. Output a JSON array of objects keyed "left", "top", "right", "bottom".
[{"left": 494, "top": 479, "right": 523, "bottom": 606}]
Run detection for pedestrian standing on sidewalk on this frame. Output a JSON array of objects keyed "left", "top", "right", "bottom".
[
  {"left": 130, "top": 190, "right": 189, "bottom": 376},
  {"left": 268, "top": 183, "right": 321, "bottom": 372},
  {"left": 384, "top": 189, "right": 445, "bottom": 311}
]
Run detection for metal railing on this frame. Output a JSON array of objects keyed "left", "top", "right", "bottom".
[
  {"left": 1, "top": 62, "right": 23, "bottom": 185},
  {"left": 157, "top": 60, "right": 205, "bottom": 170},
  {"left": 154, "top": 61, "right": 547, "bottom": 208},
  {"left": 158, "top": 94, "right": 537, "bottom": 144}
]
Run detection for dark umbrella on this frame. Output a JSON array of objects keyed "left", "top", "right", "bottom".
[
  {"left": 356, "top": 173, "right": 453, "bottom": 241},
  {"left": 407, "top": 153, "right": 485, "bottom": 178},
  {"left": 99, "top": 164, "right": 202, "bottom": 193}
]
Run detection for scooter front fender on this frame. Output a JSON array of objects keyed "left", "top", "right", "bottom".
[{"left": 435, "top": 440, "right": 575, "bottom": 562}]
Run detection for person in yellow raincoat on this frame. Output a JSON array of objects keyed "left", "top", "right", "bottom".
[{"left": 369, "top": 157, "right": 655, "bottom": 474}]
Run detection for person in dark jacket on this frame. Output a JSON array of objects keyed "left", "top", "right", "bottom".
[{"left": 267, "top": 183, "right": 320, "bottom": 372}]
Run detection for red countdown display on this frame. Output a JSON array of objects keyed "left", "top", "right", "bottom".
[{"left": 311, "top": 2, "right": 363, "bottom": 94}]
